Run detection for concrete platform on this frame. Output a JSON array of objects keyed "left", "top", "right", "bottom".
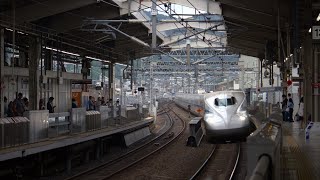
[
  {"left": 0, "top": 117, "right": 154, "bottom": 162},
  {"left": 281, "top": 121, "right": 320, "bottom": 180}
]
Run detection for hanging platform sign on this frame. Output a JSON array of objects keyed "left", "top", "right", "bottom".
[{"left": 312, "top": 26, "right": 320, "bottom": 40}]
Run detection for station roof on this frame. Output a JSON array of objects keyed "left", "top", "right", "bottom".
[
  {"left": 0, "top": 0, "right": 308, "bottom": 63},
  {"left": 217, "top": 0, "right": 297, "bottom": 58}
]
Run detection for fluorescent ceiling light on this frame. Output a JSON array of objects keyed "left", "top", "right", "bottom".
[
  {"left": 309, "top": 28, "right": 312, "bottom": 33},
  {"left": 5, "top": 28, "right": 28, "bottom": 35},
  {"left": 115, "top": 63, "right": 128, "bottom": 66},
  {"left": 86, "top": 56, "right": 110, "bottom": 63},
  {"left": 45, "top": 46, "right": 80, "bottom": 57},
  {"left": 317, "top": 13, "right": 320, "bottom": 21}
]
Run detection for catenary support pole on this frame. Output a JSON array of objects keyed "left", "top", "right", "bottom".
[{"left": 151, "top": 0, "right": 157, "bottom": 50}]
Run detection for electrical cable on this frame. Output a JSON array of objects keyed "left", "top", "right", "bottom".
[
  {"left": 138, "top": 11, "right": 167, "bottom": 38},
  {"left": 30, "top": 0, "right": 219, "bottom": 49},
  {"left": 146, "top": 0, "right": 216, "bottom": 47}
]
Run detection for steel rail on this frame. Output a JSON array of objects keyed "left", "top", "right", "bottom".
[
  {"left": 229, "top": 143, "right": 241, "bottom": 180},
  {"left": 101, "top": 104, "right": 187, "bottom": 180},
  {"left": 65, "top": 104, "right": 174, "bottom": 180},
  {"left": 189, "top": 143, "right": 241, "bottom": 180},
  {"left": 189, "top": 145, "right": 217, "bottom": 180}
]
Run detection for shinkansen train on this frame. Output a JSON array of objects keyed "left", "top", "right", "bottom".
[{"left": 174, "top": 91, "right": 252, "bottom": 142}]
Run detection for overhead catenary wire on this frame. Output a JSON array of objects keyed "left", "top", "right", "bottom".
[
  {"left": 156, "top": 0, "right": 223, "bottom": 47},
  {"left": 28, "top": 0, "right": 220, "bottom": 50},
  {"left": 5, "top": 0, "right": 228, "bottom": 63},
  {"left": 131, "top": 0, "right": 216, "bottom": 47},
  {"left": 133, "top": 1, "right": 193, "bottom": 47}
]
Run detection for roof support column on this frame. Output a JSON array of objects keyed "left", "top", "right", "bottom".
[
  {"left": 313, "top": 43, "right": 320, "bottom": 123},
  {"left": 151, "top": 0, "right": 157, "bottom": 51},
  {"left": 28, "top": 37, "right": 41, "bottom": 110},
  {"left": 108, "top": 62, "right": 115, "bottom": 106},
  {"left": 0, "top": 29, "right": 4, "bottom": 117},
  {"left": 302, "top": 35, "right": 312, "bottom": 127},
  {"left": 301, "top": 1, "right": 312, "bottom": 128}
]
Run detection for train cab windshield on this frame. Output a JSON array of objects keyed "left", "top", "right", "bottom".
[{"left": 214, "top": 97, "right": 236, "bottom": 106}]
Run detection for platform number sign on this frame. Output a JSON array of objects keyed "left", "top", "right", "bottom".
[{"left": 312, "top": 26, "right": 320, "bottom": 40}]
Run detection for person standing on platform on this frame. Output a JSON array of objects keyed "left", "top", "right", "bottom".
[
  {"left": 4, "top": 96, "right": 7, "bottom": 117},
  {"left": 281, "top": 94, "right": 288, "bottom": 121},
  {"left": 101, "top": 97, "right": 105, "bottom": 106},
  {"left": 72, "top": 98, "right": 78, "bottom": 108},
  {"left": 297, "top": 97, "right": 304, "bottom": 128},
  {"left": 13, "top": 93, "right": 25, "bottom": 116},
  {"left": 88, "top": 96, "right": 95, "bottom": 110},
  {"left": 39, "top": 99, "right": 45, "bottom": 110},
  {"left": 47, "top": 97, "right": 56, "bottom": 113},
  {"left": 287, "top": 98, "right": 294, "bottom": 122},
  {"left": 116, "top": 98, "right": 120, "bottom": 107},
  {"left": 23, "top": 97, "right": 29, "bottom": 111},
  {"left": 7, "top": 101, "right": 14, "bottom": 117},
  {"left": 288, "top": 93, "right": 294, "bottom": 122},
  {"left": 96, "top": 97, "right": 101, "bottom": 110}
]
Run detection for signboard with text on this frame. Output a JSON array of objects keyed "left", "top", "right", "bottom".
[{"left": 312, "top": 26, "right": 320, "bottom": 40}]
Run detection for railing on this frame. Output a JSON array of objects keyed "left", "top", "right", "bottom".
[
  {"left": 249, "top": 155, "right": 272, "bottom": 180},
  {"left": 48, "top": 112, "right": 71, "bottom": 137},
  {"left": 247, "top": 110, "right": 282, "bottom": 180}
]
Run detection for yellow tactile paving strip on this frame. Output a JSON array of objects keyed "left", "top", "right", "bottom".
[{"left": 281, "top": 125, "right": 317, "bottom": 180}]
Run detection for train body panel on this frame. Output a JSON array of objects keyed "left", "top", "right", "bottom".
[
  {"left": 174, "top": 91, "right": 251, "bottom": 141},
  {"left": 174, "top": 93, "right": 205, "bottom": 116}
]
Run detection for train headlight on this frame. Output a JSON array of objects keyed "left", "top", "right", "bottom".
[{"left": 239, "top": 116, "right": 246, "bottom": 121}]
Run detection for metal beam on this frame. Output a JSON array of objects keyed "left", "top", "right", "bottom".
[
  {"left": 43, "top": 4, "right": 119, "bottom": 32},
  {"left": 228, "top": 38, "right": 265, "bottom": 51},
  {"left": 218, "top": 0, "right": 288, "bottom": 20},
  {"left": 160, "top": 24, "right": 223, "bottom": 47},
  {"left": 228, "top": 45, "right": 261, "bottom": 58},
  {"left": 164, "top": 33, "right": 223, "bottom": 43},
  {"left": 156, "top": 21, "right": 224, "bottom": 31},
  {"left": 222, "top": 5, "right": 278, "bottom": 30},
  {"left": 169, "top": 41, "right": 223, "bottom": 49},
  {"left": 85, "top": 19, "right": 224, "bottom": 23},
  {"left": 105, "top": 23, "right": 150, "bottom": 47},
  {"left": 119, "top": 0, "right": 221, "bottom": 15},
  {"left": 4, "top": 0, "right": 99, "bottom": 23}
]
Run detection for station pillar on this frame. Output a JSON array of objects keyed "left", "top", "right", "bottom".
[
  {"left": 108, "top": 62, "right": 115, "bottom": 106},
  {"left": 28, "top": 37, "right": 41, "bottom": 110},
  {"left": 303, "top": 35, "right": 313, "bottom": 125},
  {"left": 0, "top": 29, "right": 4, "bottom": 117},
  {"left": 312, "top": 43, "right": 320, "bottom": 122}
]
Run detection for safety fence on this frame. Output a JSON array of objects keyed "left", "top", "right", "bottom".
[{"left": 0, "top": 105, "right": 149, "bottom": 149}]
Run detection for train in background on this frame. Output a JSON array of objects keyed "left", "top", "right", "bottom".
[{"left": 174, "top": 91, "right": 252, "bottom": 142}]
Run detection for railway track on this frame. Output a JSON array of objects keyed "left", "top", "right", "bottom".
[
  {"left": 190, "top": 143, "right": 241, "bottom": 180},
  {"left": 65, "top": 102, "right": 241, "bottom": 180},
  {"left": 65, "top": 103, "right": 186, "bottom": 180},
  {"left": 106, "top": 104, "right": 214, "bottom": 180}
]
